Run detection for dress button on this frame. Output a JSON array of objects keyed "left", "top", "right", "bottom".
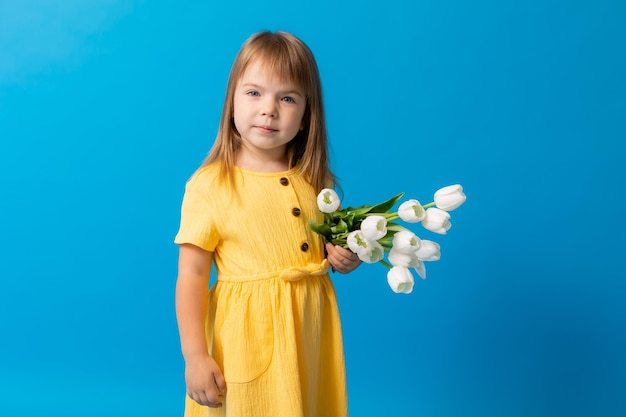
[
  {"left": 280, "top": 177, "right": 289, "bottom": 186},
  {"left": 300, "top": 242, "right": 309, "bottom": 252},
  {"left": 292, "top": 207, "right": 301, "bottom": 216}
]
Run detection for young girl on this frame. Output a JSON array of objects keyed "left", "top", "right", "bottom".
[{"left": 174, "top": 31, "right": 361, "bottom": 417}]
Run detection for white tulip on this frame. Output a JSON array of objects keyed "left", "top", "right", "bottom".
[
  {"left": 422, "top": 208, "right": 451, "bottom": 234},
  {"left": 346, "top": 230, "right": 370, "bottom": 255},
  {"left": 388, "top": 249, "right": 425, "bottom": 280},
  {"left": 397, "top": 199, "right": 425, "bottom": 223},
  {"left": 434, "top": 184, "right": 466, "bottom": 211},
  {"left": 347, "top": 232, "right": 384, "bottom": 263},
  {"left": 317, "top": 188, "right": 341, "bottom": 213},
  {"left": 413, "top": 259, "right": 427, "bottom": 280},
  {"left": 386, "top": 266, "right": 415, "bottom": 294},
  {"left": 391, "top": 230, "right": 421, "bottom": 254},
  {"left": 357, "top": 240, "right": 385, "bottom": 264},
  {"left": 387, "top": 248, "right": 418, "bottom": 268},
  {"left": 360, "top": 215, "right": 387, "bottom": 241},
  {"left": 415, "top": 240, "right": 441, "bottom": 261}
]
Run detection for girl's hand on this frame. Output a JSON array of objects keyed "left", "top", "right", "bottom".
[
  {"left": 326, "top": 243, "right": 361, "bottom": 274},
  {"left": 185, "top": 353, "right": 227, "bottom": 408}
]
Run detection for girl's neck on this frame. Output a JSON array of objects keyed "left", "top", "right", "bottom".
[{"left": 235, "top": 149, "right": 290, "bottom": 173}]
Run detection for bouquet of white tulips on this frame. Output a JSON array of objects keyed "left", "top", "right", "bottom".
[{"left": 310, "top": 185, "right": 467, "bottom": 294}]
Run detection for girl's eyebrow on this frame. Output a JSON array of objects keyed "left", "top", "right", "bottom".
[{"left": 241, "top": 82, "right": 304, "bottom": 97}]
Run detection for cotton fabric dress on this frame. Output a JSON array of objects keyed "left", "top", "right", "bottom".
[{"left": 175, "top": 163, "right": 348, "bottom": 417}]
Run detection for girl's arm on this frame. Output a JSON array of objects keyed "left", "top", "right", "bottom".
[
  {"left": 175, "top": 243, "right": 226, "bottom": 408},
  {"left": 326, "top": 243, "right": 361, "bottom": 274}
]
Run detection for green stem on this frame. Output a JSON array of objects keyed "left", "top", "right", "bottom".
[
  {"left": 379, "top": 259, "right": 393, "bottom": 269},
  {"left": 423, "top": 202, "right": 435, "bottom": 209},
  {"left": 331, "top": 238, "right": 348, "bottom": 246},
  {"left": 384, "top": 213, "right": 400, "bottom": 221}
]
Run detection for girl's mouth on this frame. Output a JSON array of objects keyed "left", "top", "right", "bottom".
[{"left": 255, "top": 125, "right": 278, "bottom": 133}]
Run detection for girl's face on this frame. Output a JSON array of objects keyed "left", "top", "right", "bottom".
[{"left": 233, "top": 61, "right": 306, "bottom": 165}]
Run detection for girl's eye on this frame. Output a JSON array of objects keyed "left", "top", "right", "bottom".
[
  {"left": 282, "top": 96, "right": 295, "bottom": 103},
  {"left": 247, "top": 91, "right": 260, "bottom": 97}
]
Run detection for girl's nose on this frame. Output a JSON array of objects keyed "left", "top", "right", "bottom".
[{"left": 261, "top": 100, "right": 277, "bottom": 117}]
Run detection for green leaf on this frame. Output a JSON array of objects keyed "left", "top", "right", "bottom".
[
  {"left": 369, "top": 192, "right": 405, "bottom": 213},
  {"left": 345, "top": 204, "right": 375, "bottom": 217},
  {"left": 331, "top": 219, "right": 348, "bottom": 234},
  {"left": 309, "top": 220, "right": 332, "bottom": 240},
  {"left": 343, "top": 211, "right": 356, "bottom": 229},
  {"left": 341, "top": 192, "right": 406, "bottom": 219}
]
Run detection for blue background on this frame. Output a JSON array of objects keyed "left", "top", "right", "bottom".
[{"left": 1, "top": 1, "right": 624, "bottom": 416}]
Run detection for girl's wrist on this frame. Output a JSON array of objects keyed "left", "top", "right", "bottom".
[{"left": 182, "top": 349, "right": 212, "bottom": 362}]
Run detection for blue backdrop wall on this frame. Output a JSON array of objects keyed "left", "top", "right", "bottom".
[{"left": 1, "top": 1, "right": 624, "bottom": 416}]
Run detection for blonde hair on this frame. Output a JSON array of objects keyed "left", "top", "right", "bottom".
[{"left": 202, "top": 31, "right": 336, "bottom": 192}]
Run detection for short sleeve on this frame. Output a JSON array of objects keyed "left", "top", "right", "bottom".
[{"left": 174, "top": 175, "right": 221, "bottom": 252}]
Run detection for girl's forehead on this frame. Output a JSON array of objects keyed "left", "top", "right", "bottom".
[{"left": 238, "top": 60, "right": 301, "bottom": 89}]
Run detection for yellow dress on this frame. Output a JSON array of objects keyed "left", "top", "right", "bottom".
[{"left": 174, "top": 163, "right": 348, "bottom": 417}]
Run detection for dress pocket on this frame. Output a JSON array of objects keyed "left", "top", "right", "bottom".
[{"left": 214, "top": 286, "right": 274, "bottom": 383}]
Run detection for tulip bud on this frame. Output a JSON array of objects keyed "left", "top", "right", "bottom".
[
  {"left": 388, "top": 248, "right": 416, "bottom": 268},
  {"left": 386, "top": 266, "right": 415, "bottom": 294},
  {"left": 422, "top": 208, "right": 451, "bottom": 234},
  {"left": 317, "top": 188, "right": 341, "bottom": 213},
  {"left": 434, "top": 184, "right": 466, "bottom": 211},
  {"left": 346, "top": 230, "right": 369, "bottom": 254},
  {"left": 391, "top": 230, "right": 421, "bottom": 254},
  {"left": 360, "top": 215, "right": 387, "bottom": 241},
  {"left": 415, "top": 240, "right": 441, "bottom": 261},
  {"left": 397, "top": 199, "right": 425, "bottom": 223},
  {"left": 357, "top": 240, "right": 385, "bottom": 264}
]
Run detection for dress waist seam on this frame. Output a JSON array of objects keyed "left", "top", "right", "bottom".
[
  {"left": 217, "top": 270, "right": 282, "bottom": 283},
  {"left": 218, "top": 259, "right": 330, "bottom": 283}
]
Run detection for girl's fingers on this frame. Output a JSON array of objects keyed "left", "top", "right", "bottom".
[
  {"left": 190, "top": 389, "right": 207, "bottom": 406},
  {"left": 214, "top": 372, "right": 227, "bottom": 393},
  {"left": 326, "top": 243, "right": 360, "bottom": 273},
  {"left": 189, "top": 385, "right": 225, "bottom": 408},
  {"left": 331, "top": 244, "right": 358, "bottom": 260}
]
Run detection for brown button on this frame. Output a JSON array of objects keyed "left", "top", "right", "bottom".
[
  {"left": 292, "top": 207, "right": 301, "bottom": 216},
  {"left": 300, "top": 242, "right": 309, "bottom": 252},
  {"left": 280, "top": 177, "right": 289, "bottom": 186}
]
